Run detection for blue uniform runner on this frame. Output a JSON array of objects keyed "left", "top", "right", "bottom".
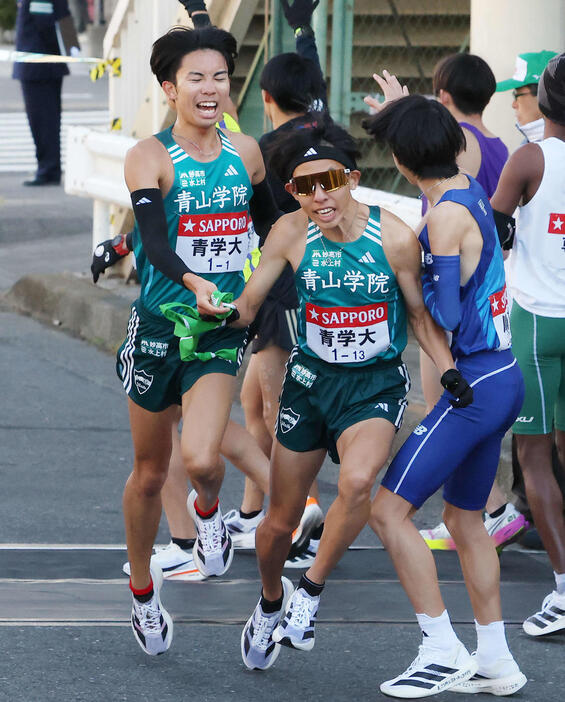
[{"left": 382, "top": 178, "right": 524, "bottom": 509}]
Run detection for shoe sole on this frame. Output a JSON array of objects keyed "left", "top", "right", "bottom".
[
  {"left": 164, "top": 564, "right": 206, "bottom": 581},
  {"left": 130, "top": 567, "right": 174, "bottom": 656},
  {"left": 240, "top": 577, "right": 294, "bottom": 670},
  {"left": 123, "top": 559, "right": 204, "bottom": 580},
  {"left": 284, "top": 556, "right": 316, "bottom": 569},
  {"left": 274, "top": 634, "right": 315, "bottom": 651},
  {"left": 523, "top": 616, "right": 565, "bottom": 636},
  {"left": 451, "top": 671, "right": 527, "bottom": 695},
  {"left": 380, "top": 659, "right": 478, "bottom": 698},
  {"left": 422, "top": 536, "right": 456, "bottom": 551}
]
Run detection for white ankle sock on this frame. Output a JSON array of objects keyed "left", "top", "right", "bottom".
[
  {"left": 416, "top": 610, "right": 459, "bottom": 650},
  {"left": 475, "top": 620, "right": 511, "bottom": 667},
  {"left": 554, "top": 571, "right": 565, "bottom": 595}
]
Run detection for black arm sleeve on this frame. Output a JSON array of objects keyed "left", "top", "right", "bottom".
[
  {"left": 493, "top": 209, "right": 516, "bottom": 250},
  {"left": 179, "top": 1, "right": 211, "bottom": 27},
  {"left": 296, "top": 32, "right": 328, "bottom": 109},
  {"left": 131, "top": 188, "right": 191, "bottom": 285},
  {"left": 249, "top": 179, "right": 283, "bottom": 246}
]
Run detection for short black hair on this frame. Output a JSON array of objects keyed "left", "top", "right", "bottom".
[
  {"left": 363, "top": 95, "right": 465, "bottom": 179},
  {"left": 260, "top": 52, "right": 323, "bottom": 114},
  {"left": 267, "top": 116, "right": 360, "bottom": 183},
  {"left": 433, "top": 53, "right": 496, "bottom": 115},
  {"left": 150, "top": 26, "right": 238, "bottom": 85}
]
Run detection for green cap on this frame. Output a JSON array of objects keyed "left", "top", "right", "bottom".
[{"left": 496, "top": 50, "right": 558, "bottom": 92}]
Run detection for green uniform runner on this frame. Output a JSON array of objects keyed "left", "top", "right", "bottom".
[
  {"left": 117, "top": 127, "right": 252, "bottom": 411},
  {"left": 276, "top": 206, "right": 411, "bottom": 461}
]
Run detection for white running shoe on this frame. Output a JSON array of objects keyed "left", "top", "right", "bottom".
[
  {"left": 223, "top": 508, "right": 265, "bottom": 549},
  {"left": 187, "top": 490, "right": 234, "bottom": 577},
  {"left": 272, "top": 587, "right": 319, "bottom": 651},
  {"left": 380, "top": 641, "right": 477, "bottom": 698},
  {"left": 523, "top": 589, "right": 565, "bottom": 636},
  {"left": 292, "top": 496, "right": 323, "bottom": 550},
  {"left": 130, "top": 565, "right": 173, "bottom": 656},
  {"left": 419, "top": 522, "right": 456, "bottom": 551},
  {"left": 483, "top": 504, "right": 529, "bottom": 552},
  {"left": 284, "top": 536, "right": 320, "bottom": 569},
  {"left": 123, "top": 542, "right": 206, "bottom": 582},
  {"left": 450, "top": 653, "right": 527, "bottom": 695},
  {"left": 241, "top": 576, "right": 294, "bottom": 670}
]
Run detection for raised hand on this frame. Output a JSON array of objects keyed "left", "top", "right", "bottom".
[{"left": 364, "top": 69, "right": 409, "bottom": 113}]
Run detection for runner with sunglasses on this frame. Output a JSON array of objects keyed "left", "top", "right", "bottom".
[{"left": 221, "top": 120, "right": 471, "bottom": 671}]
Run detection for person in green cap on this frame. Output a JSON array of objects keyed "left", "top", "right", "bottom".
[{"left": 496, "top": 50, "right": 558, "bottom": 143}]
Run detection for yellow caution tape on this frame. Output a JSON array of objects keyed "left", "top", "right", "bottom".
[
  {"left": 0, "top": 49, "right": 120, "bottom": 81},
  {"left": 90, "top": 57, "right": 121, "bottom": 82}
]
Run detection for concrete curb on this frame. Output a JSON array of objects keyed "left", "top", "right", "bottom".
[{"left": 2, "top": 273, "right": 131, "bottom": 353}]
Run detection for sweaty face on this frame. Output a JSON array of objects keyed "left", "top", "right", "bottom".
[
  {"left": 512, "top": 87, "right": 542, "bottom": 126},
  {"left": 167, "top": 49, "right": 230, "bottom": 126},
  {"left": 288, "top": 159, "right": 356, "bottom": 228}
]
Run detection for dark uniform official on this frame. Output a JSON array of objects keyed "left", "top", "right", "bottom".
[{"left": 13, "top": 0, "right": 72, "bottom": 186}]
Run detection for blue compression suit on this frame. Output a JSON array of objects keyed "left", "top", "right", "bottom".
[{"left": 382, "top": 177, "right": 524, "bottom": 510}]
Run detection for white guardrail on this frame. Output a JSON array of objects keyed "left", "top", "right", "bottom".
[{"left": 64, "top": 126, "right": 136, "bottom": 248}]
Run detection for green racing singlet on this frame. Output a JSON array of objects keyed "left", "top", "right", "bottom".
[
  {"left": 294, "top": 206, "right": 407, "bottom": 367},
  {"left": 133, "top": 126, "right": 253, "bottom": 315}
]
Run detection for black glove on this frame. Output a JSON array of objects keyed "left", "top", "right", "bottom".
[
  {"left": 91, "top": 234, "right": 130, "bottom": 283},
  {"left": 441, "top": 369, "right": 474, "bottom": 408},
  {"left": 280, "top": 0, "right": 319, "bottom": 30}
]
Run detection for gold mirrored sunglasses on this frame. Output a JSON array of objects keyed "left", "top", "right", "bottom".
[{"left": 290, "top": 168, "right": 351, "bottom": 196}]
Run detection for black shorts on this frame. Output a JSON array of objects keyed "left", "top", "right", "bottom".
[{"left": 252, "top": 297, "right": 299, "bottom": 354}]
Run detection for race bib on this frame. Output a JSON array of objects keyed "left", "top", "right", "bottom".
[
  {"left": 305, "top": 302, "right": 390, "bottom": 364},
  {"left": 489, "top": 285, "right": 511, "bottom": 351},
  {"left": 176, "top": 210, "right": 250, "bottom": 274}
]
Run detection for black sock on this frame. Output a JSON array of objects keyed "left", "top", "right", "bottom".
[
  {"left": 311, "top": 522, "right": 324, "bottom": 540},
  {"left": 133, "top": 589, "right": 154, "bottom": 603},
  {"left": 171, "top": 537, "right": 196, "bottom": 551},
  {"left": 260, "top": 590, "right": 284, "bottom": 613},
  {"left": 240, "top": 509, "right": 262, "bottom": 519},
  {"left": 488, "top": 504, "right": 507, "bottom": 519},
  {"left": 299, "top": 574, "right": 324, "bottom": 597}
]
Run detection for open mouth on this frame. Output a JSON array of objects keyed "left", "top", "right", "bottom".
[
  {"left": 196, "top": 101, "right": 218, "bottom": 116},
  {"left": 315, "top": 207, "right": 336, "bottom": 220}
]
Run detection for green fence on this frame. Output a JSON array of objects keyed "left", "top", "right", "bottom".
[
  {"left": 337, "top": 0, "right": 471, "bottom": 194},
  {"left": 237, "top": 0, "right": 470, "bottom": 195}
]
